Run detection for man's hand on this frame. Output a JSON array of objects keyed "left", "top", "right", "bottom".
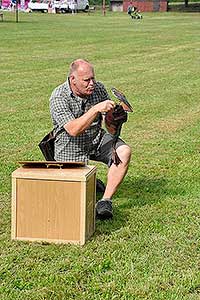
[{"left": 94, "top": 100, "right": 115, "bottom": 113}]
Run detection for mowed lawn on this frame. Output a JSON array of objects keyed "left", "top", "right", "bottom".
[{"left": 0, "top": 10, "right": 200, "bottom": 300}]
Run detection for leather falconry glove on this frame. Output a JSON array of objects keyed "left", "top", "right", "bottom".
[
  {"left": 105, "top": 88, "right": 133, "bottom": 166},
  {"left": 105, "top": 105, "right": 127, "bottom": 135}
]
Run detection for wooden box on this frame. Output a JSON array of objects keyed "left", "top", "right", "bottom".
[{"left": 11, "top": 162, "right": 96, "bottom": 245}]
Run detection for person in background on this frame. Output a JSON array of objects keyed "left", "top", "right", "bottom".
[
  {"left": 50, "top": 59, "right": 131, "bottom": 220},
  {"left": 127, "top": 2, "right": 142, "bottom": 19},
  {"left": 71, "top": 0, "right": 76, "bottom": 14}
]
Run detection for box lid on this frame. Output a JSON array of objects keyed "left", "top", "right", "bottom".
[
  {"left": 18, "top": 161, "right": 86, "bottom": 168},
  {"left": 12, "top": 162, "right": 96, "bottom": 181}
]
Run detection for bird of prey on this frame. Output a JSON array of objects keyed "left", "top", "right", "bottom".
[{"left": 111, "top": 87, "right": 133, "bottom": 112}]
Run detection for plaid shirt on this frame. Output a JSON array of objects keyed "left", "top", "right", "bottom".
[{"left": 50, "top": 80, "right": 110, "bottom": 162}]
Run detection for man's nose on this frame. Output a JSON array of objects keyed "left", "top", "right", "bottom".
[{"left": 89, "top": 78, "right": 95, "bottom": 85}]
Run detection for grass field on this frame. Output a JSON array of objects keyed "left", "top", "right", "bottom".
[{"left": 0, "top": 10, "right": 200, "bottom": 300}]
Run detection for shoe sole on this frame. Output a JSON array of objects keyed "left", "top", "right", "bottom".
[{"left": 96, "top": 209, "right": 113, "bottom": 220}]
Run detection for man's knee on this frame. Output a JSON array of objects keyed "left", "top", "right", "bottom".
[{"left": 117, "top": 144, "right": 132, "bottom": 164}]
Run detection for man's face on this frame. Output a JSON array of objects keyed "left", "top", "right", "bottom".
[{"left": 70, "top": 63, "right": 96, "bottom": 97}]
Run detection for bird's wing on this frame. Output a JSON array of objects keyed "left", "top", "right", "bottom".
[{"left": 111, "top": 87, "right": 133, "bottom": 112}]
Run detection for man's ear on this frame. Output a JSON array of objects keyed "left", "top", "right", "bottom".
[{"left": 70, "top": 75, "right": 76, "bottom": 85}]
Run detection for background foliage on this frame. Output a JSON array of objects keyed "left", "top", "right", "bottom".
[
  {"left": 89, "top": 0, "right": 200, "bottom": 6},
  {"left": 0, "top": 10, "right": 200, "bottom": 300}
]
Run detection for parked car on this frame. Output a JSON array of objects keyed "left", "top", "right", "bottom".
[
  {"left": 28, "top": 0, "right": 48, "bottom": 13},
  {"left": 54, "top": 0, "right": 89, "bottom": 13},
  {"left": 28, "top": 0, "right": 89, "bottom": 13}
]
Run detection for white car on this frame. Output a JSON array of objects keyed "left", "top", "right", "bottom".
[
  {"left": 54, "top": 0, "right": 89, "bottom": 13},
  {"left": 28, "top": 0, "right": 48, "bottom": 13}
]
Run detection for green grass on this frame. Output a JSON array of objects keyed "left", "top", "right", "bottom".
[{"left": 0, "top": 10, "right": 200, "bottom": 300}]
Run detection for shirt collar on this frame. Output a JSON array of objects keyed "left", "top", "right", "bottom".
[{"left": 66, "top": 77, "right": 76, "bottom": 99}]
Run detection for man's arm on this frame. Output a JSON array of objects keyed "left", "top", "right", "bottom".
[{"left": 64, "top": 100, "right": 115, "bottom": 136}]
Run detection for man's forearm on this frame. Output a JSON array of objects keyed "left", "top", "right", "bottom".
[
  {"left": 64, "top": 106, "right": 98, "bottom": 136},
  {"left": 64, "top": 100, "right": 115, "bottom": 136}
]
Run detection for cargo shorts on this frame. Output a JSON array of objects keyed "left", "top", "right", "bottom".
[{"left": 89, "top": 133, "right": 126, "bottom": 167}]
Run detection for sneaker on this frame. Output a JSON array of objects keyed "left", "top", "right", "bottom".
[{"left": 96, "top": 199, "right": 113, "bottom": 220}]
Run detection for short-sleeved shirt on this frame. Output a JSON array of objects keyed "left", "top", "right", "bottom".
[{"left": 50, "top": 80, "right": 110, "bottom": 162}]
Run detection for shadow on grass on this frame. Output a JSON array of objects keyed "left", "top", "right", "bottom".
[
  {"left": 95, "top": 175, "right": 169, "bottom": 236},
  {"left": 118, "top": 176, "right": 169, "bottom": 207}
]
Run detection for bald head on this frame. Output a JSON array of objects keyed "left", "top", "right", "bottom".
[
  {"left": 69, "top": 59, "right": 94, "bottom": 77},
  {"left": 69, "top": 59, "right": 96, "bottom": 97}
]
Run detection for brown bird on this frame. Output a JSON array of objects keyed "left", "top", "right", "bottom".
[
  {"left": 105, "top": 88, "right": 133, "bottom": 166},
  {"left": 111, "top": 87, "right": 133, "bottom": 112}
]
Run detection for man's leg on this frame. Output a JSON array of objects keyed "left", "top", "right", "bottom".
[
  {"left": 90, "top": 133, "right": 131, "bottom": 219},
  {"left": 96, "top": 144, "right": 131, "bottom": 219},
  {"left": 103, "top": 144, "right": 131, "bottom": 199}
]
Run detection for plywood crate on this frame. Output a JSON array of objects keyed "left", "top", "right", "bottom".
[{"left": 11, "top": 162, "right": 96, "bottom": 245}]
